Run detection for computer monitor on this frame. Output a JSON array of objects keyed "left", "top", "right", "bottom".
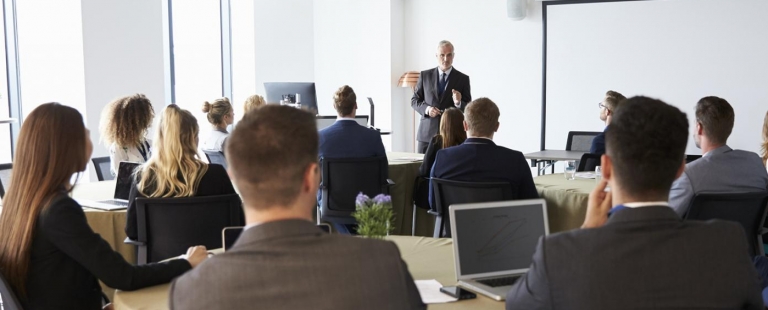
[
  {"left": 315, "top": 115, "right": 369, "bottom": 131},
  {"left": 264, "top": 82, "right": 318, "bottom": 114}
]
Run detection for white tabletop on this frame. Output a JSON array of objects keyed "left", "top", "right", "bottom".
[{"left": 524, "top": 150, "right": 585, "bottom": 161}]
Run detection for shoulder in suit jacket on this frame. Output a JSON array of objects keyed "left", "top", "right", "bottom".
[
  {"left": 125, "top": 164, "right": 236, "bottom": 240},
  {"left": 428, "top": 138, "right": 538, "bottom": 206},
  {"left": 669, "top": 145, "right": 768, "bottom": 216},
  {"left": 506, "top": 206, "right": 764, "bottom": 310},
  {"left": 319, "top": 119, "right": 386, "bottom": 159},
  {"left": 25, "top": 195, "right": 190, "bottom": 310},
  {"left": 410, "top": 67, "right": 471, "bottom": 143},
  {"left": 169, "top": 219, "right": 425, "bottom": 310}
]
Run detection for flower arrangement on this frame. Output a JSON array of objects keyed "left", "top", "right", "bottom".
[{"left": 352, "top": 193, "right": 394, "bottom": 238}]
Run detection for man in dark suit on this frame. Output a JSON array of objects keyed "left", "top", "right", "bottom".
[
  {"left": 506, "top": 97, "right": 764, "bottom": 310},
  {"left": 169, "top": 105, "right": 425, "bottom": 310},
  {"left": 411, "top": 40, "right": 471, "bottom": 153},
  {"left": 589, "top": 90, "right": 626, "bottom": 155},
  {"left": 429, "top": 97, "right": 538, "bottom": 208}
]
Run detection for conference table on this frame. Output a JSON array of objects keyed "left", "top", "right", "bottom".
[
  {"left": 113, "top": 236, "right": 504, "bottom": 310},
  {"left": 524, "top": 150, "right": 585, "bottom": 176},
  {"left": 533, "top": 173, "right": 595, "bottom": 232}
]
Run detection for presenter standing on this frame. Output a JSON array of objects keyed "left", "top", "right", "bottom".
[{"left": 411, "top": 40, "right": 472, "bottom": 153}]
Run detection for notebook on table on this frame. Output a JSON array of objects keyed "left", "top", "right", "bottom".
[
  {"left": 78, "top": 162, "right": 139, "bottom": 211},
  {"left": 449, "top": 199, "right": 549, "bottom": 301}
]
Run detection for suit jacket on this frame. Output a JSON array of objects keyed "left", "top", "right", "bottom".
[
  {"left": 411, "top": 67, "right": 471, "bottom": 142},
  {"left": 24, "top": 195, "right": 190, "bottom": 310},
  {"left": 506, "top": 206, "right": 764, "bottom": 310},
  {"left": 169, "top": 219, "right": 425, "bottom": 310},
  {"left": 125, "top": 164, "right": 236, "bottom": 240},
  {"left": 429, "top": 138, "right": 539, "bottom": 206},
  {"left": 318, "top": 119, "right": 387, "bottom": 159},
  {"left": 669, "top": 145, "right": 768, "bottom": 216},
  {"left": 589, "top": 126, "right": 607, "bottom": 155}
]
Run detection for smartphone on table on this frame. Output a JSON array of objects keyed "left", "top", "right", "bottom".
[{"left": 439, "top": 286, "right": 476, "bottom": 300}]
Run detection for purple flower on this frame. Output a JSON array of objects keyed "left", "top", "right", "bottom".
[
  {"left": 372, "top": 194, "right": 392, "bottom": 206},
  {"left": 356, "top": 193, "right": 371, "bottom": 207}
]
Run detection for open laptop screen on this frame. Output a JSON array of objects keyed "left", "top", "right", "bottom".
[
  {"left": 114, "top": 162, "right": 139, "bottom": 200},
  {"left": 452, "top": 200, "right": 548, "bottom": 277}
]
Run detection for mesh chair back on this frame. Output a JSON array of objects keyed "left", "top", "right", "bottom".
[
  {"left": 0, "top": 163, "right": 12, "bottom": 199},
  {"left": 685, "top": 154, "right": 702, "bottom": 164},
  {"left": 320, "top": 156, "right": 389, "bottom": 225},
  {"left": 577, "top": 153, "right": 601, "bottom": 172},
  {"left": 91, "top": 157, "right": 114, "bottom": 181},
  {"left": 685, "top": 191, "right": 768, "bottom": 256},
  {"left": 566, "top": 131, "right": 601, "bottom": 152},
  {"left": 431, "top": 178, "right": 515, "bottom": 237},
  {"left": 203, "top": 151, "right": 227, "bottom": 169},
  {"left": 0, "top": 270, "right": 23, "bottom": 310},
  {"left": 136, "top": 194, "right": 243, "bottom": 263}
]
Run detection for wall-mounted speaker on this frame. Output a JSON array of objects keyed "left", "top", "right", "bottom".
[{"left": 507, "top": 0, "right": 527, "bottom": 21}]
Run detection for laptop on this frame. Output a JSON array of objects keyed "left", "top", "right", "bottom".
[
  {"left": 449, "top": 199, "right": 549, "bottom": 301},
  {"left": 222, "top": 224, "right": 332, "bottom": 251},
  {"left": 78, "top": 162, "right": 139, "bottom": 211}
]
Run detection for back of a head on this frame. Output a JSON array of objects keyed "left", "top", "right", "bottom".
[
  {"left": 604, "top": 90, "right": 627, "bottom": 111},
  {"left": 439, "top": 108, "right": 467, "bottom": 148},
  {"left": 0, "top": 103, "right": 87, "bottom": 297},
  {"left": 226, "top": 105, "right": 318, "bottom": 208},
  {"left": 140, "top": 104, "right": 206, "bottom": 197},
  {"left": 202, "top": 97, "right": 232, "bottom": 126},
  {"left": 696, "top": 96, "right": 734, "bottom": 145},
  {"left": 464, "top": 97, "right": 500, "bottom": 138},
  {"left": 333, "top": 85, "right": 356, "bottom": 117},
  {"left": 243, "top": 95, "right": 266, "bottom": 115},
  {"left": 606, "top": 96, "right": 688, "bottom": 197},
  {"left": 100, "top": 93, "right": 154, "bottom": 147}
]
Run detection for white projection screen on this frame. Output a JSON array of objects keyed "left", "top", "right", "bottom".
[{"left": 543, "top": 0, "right": 768, "bottom": 154}]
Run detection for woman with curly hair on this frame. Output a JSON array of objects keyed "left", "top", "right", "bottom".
[
  {"left": 99, "top": 94, "right": 154, "bottom": 176},
  {"left": 243, "top": 94, "right": 266, "bottom": 115}
]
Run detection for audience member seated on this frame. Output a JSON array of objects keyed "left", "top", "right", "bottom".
[
  {"left": 762, "top": 110, "right": 768, "bottom": 171},
  {"left": 201, "top": 97, "right": 234, "bottom": 152},
  {"left": 669, "top": 96, "right": 768, "bottom": 216},
  {"left": 0, "top": 103, "right": 208, "bottom": 310},
  {"left": 169, "top": 105, "right": 425, "bottom": 310},
  {"left": 414, "top": 108, "right": 466, "bottom": 208},
  {"left": 506, "top": 96, "right": 764, "bottom": 309},
  {"left": 243, "top": 94, "right": 266, "bottom": 114},
  {"left": 125, "top": 104, "right": 235, "bottom": 240},
  {"left": 99, "top": 93, "right": 154, "bottom": 176},
  {"left": 590, "top": 90, "right": 626, "bottom": 155},
  {"left": 429, "top": 97, "right": 538, "bottom": 207}
]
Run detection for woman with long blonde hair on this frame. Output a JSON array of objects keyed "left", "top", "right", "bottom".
[
  {"left": 0, "top": 103, "right": 207, "bottom": 309},
  {"left": 125, "top": 104, "right": 235, "bottom": 240},
  {"left": 99, "top": 93, "right": 154, "bottom": 176},
  {"left": 201, "top": 97, "right": 234, "bottom": 152}
]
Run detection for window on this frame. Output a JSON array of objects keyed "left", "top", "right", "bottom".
[{"left": 0, "top": 12, "right": 10, "bottom": 164}]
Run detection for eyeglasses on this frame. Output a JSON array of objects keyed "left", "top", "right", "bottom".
[{"left": 598, "top": 102, "right": 609, "bottom": 110}]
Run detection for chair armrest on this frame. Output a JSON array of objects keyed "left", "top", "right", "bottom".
[
  {"left": 386, "top": 179, "right": 395, "bottom": 186},
  {"left": 123, "top": 237, "right": 145, "bottom": 246}
]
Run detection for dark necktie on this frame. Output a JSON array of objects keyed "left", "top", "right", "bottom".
[{"left": 438, "top": 73, "right": 447, "bottom": 97}]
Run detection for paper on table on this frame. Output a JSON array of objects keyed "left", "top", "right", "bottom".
[
  {"left": 415, "top": 279, "right": 458, "bottom": 304},
  {"left": 575, "top": 172, "right": 596, "bottom": 179}
]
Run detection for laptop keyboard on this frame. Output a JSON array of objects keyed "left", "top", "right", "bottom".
[
  {"left": 104, "top": 200, "right": 129, "bottom": 206},
  {"left": 478, "top": 276, "right": 520, "bottom": 287}
]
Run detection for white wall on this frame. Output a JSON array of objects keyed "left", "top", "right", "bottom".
[
  {"left": 253, "top": 0, "right": 315, "bottom": 101},
  {"left": 81, "top": 0, "right": 169, "bottom": 179},
  {"left": 404, "top": 0, "right": 544, "bottom": 156}
]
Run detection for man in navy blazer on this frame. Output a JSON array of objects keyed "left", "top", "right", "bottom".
[
  {"left": 411, "top": 40, "right": 471, "bottom": 153},
  {"left": 429, "top": 97, "right": 538, "bottom": 208},
  {"left": 590, "top": 90, "right": 626, "bottom": 155}
]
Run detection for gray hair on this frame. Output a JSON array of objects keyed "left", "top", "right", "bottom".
[{"left": 437, "top": 40, "right": 454, "bottom": 50}]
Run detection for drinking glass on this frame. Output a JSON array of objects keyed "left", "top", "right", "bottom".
[
  {"left": 564, "top": 160, "right": 576, "bottom": 180},
  {"left": 595, "top": 166, "right": 602, "bottom": 182}
]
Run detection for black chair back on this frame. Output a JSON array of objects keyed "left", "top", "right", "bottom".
[
  {"left": 565, "top": 131, "right": 601, "bottom": 152},
  {"left": 0, "top": 270, "right": 23, "bottom": 310},
  {"left": 135, "top": 194, "right": 243, "bottom": 264},
  {"left": 577, "top": 153, "right": 601, "bottom": 172},
  {"left": 91, "top": 157, "right": 114, "bottom": 181},
  {"left": 320, "top": 156, "right": 389, "bottom": 225},
  {"left": 203, "top": 151, "right": 227, "bottom": 169},
  {"left": 0, "top": 163, "right": 12, "bottom": 199},
  {"left": 431, "top": 178, "right": 515, "bottom": 238},
  {"left": 685, "top": 191, "right": 768, "bottom": 257},
  {"left": 685, "top": 154, "right": 702, "bottom": 164}
]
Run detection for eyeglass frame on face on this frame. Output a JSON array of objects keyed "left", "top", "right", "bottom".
[{"left": 598, "top": 102, "right": 610, "bottom": 111}]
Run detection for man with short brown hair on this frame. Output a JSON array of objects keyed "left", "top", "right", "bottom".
[
  {"left": 668, "top": 96, "right": 768, "bottom": 216},
  {"left": 169, "top": 105, "right": 424, "bottom": 310},
  {"left": 590, "top": 90, "right": 627, "bottom": 155}
]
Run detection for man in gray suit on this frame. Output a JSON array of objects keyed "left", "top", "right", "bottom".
[
  {"left": 506, "top": 97, "right": 764, "bottom": 309},
  {"left": 169, "top": 105, "right": 425, "bottom": 310},
  {"left": 669, "top": 96, "right": 768, "bottom": 216}
]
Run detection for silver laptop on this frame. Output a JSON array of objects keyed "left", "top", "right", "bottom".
[
  {"left": 449, "top": 199, "right": 549, "bottom": 301},
  {"left": 78, "top": 162, "right": 139, "bottom": 211}
]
